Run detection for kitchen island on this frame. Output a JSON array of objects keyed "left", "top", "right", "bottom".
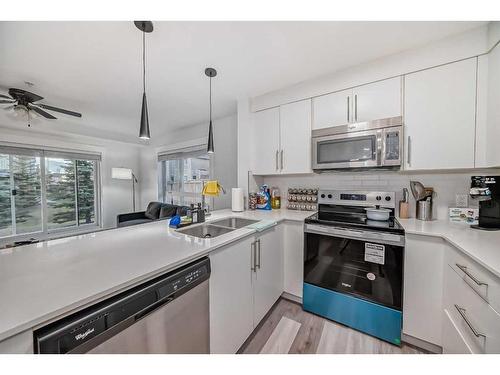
[{"left": 0, "top": 209, "right": 311, "bottom": 348}]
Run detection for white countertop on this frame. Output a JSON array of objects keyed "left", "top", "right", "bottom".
[
  {"left": 398, "top": 218, "right": 500, "bottom": 279},
  {"left": 0, "top": 208, "right": 311, "bottom": 342}
]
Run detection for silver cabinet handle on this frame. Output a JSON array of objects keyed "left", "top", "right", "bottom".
[
  {"left": 280, "top": 150, "right": 284, "bottom": 171},
  {"left": 275, "top": 150, "right": 279, "bottom": 171},
  {"left": 354, "top": 94, "right": 358, "bottom": 122},
  {"left": 251, "top": 241, "right": 256, "bottom": 272},
  {"left": 347, "top": 96, "right": 350, "bottom": 123},
  {"left": 256, "top": 239, "right": 261, "bottom": 269},
  {"left": 407, "top": 136, "right": 411, "bottom": 166},
  {"left": 456, "top": 264, "right": 488, "bottom": 287},
  {"left": 455, "top": 304, "right": 486, "bottom": 338}
]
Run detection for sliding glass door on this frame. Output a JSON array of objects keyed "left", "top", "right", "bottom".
[{"left": 0, "top": 146, "right": 100, "bottom": 241}]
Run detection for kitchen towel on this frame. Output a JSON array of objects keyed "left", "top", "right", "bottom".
[
  {"left": 202, "top": 180, "right": 222, "bottom": 196},
  {"left": 231, "top": 188, "right": 244, "bottom": 212},
  {"left": 247, "top": 220, "right": 277, "bottom": 232}
]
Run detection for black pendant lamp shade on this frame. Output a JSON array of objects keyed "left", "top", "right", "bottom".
[
  {"left": 135, "top": 21, "right": 153, "bottom": 140},
  {"left": 205, "top": 67, "right": 217, "bottom": 153}
]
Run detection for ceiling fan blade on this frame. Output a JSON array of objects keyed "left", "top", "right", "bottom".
[
  {"left": 0, "top": 99, "right": 16, "bottom": 104},
  {"left": 0, "top": 94, "right": 13, "bottom": 100},
  {"left": 37, "top": 103, "right": 82, "bottom": 118},
  {"left": 28, "top": 104, "right": 57, "bottom": 119}
]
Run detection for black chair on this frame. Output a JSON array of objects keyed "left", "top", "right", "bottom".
[{"left": 117, "top": 202, "right": 190, "bottom": 227}]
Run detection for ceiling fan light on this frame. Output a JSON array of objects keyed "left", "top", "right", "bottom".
[{"left": 139, "top": 92, "right": 150, "bottom": 140}]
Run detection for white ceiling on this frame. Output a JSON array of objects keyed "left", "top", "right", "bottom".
[{"left": 0, "top": 21, "right": 486, "bottom": 144}]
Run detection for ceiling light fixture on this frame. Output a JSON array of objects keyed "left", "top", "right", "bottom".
[
  {"left": 205, "top": 67, "right": 217, "bottom": 154},
  {"left": 134, "top": 21, "right": 153, "bottom": 140}
]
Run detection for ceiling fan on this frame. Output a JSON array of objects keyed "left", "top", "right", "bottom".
[{"left": 0, "top": 88, "right": 82, "bottom": 127}]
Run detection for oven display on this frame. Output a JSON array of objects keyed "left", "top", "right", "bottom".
[{"left": 340, "top": 193, "right": 367, "bottom": 201}]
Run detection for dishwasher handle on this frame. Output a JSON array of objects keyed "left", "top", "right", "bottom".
[{"left": 135, "top": 295, "right": 175, "bottom": 321}]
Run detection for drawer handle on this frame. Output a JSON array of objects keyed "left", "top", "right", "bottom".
[
  {"left": 454, "top": 304, "right": 486, "bottom": 339},
  {"left": 456, "top": 263, "right": 488, "bottom": 287}
]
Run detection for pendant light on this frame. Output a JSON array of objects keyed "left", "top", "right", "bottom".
[
  {"left": 205, "top": 67, "right": 217, "bottom": 154},
  {"left": 134, "top": 21, "right": 153, "bottom": 140}
]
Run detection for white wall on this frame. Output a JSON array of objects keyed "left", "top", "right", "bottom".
[
  {"left": 251, "top": 23, "right": 492, "bottom": 111},
  {"left": 263, "top": 170, "right": 500, "bottom": 221},
  {"left": 139, "top": 114, "right": 238, "bottom": 210},
  {"left": 0, "top": 126, "right": 142, "bottom": 229}
]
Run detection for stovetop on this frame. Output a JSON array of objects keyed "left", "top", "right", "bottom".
[{"left": 305, "top": 212, "right": 405, "bottom": 234}]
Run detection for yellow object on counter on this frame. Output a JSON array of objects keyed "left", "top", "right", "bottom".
[{"left": 202, "top": 180, "right": 222, "bottom": 196}]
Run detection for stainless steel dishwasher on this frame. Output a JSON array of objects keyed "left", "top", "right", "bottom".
[{"left": 34, "top": 257, "right": 210, "bottom": 354}]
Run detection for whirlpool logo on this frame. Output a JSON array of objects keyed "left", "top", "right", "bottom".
[
  {"left": 75, "top": 327, "right": 95, "bottom": 341},
  {"left": 341, "top": 282, "right": 352, "bottom": 288}
]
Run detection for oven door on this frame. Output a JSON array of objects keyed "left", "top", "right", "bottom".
[
  {"left": 312, "top": 129, "right": 381, "bottom": 169},
  {"left": 303, "top": 224, "right": 404, "bottom": 310}
]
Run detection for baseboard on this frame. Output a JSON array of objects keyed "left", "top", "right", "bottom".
[
  {"left": 281, "top": 291, "right": 302, "bottom": 304},
  {"left": 401, "top": 333, "right": 442, "bottom": 353}
]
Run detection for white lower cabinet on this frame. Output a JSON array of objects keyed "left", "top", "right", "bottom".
[
  {"left": 209, "top": 236, "right": 255, "bottom": 354},
  {"left": 283, "top": 221, "right": 304, "bottom": 298},
  {"left": 253, "top": 225, "right": 284, "bottom": 325},
  {"left": 442, "top": 244, "right": 500, "bottom": 354},
  {"left": 402, "top": 234, "right": 444, "bottom": 347},
  {"left": 209, "top": 225, "right": 284, "bottom": 353}
]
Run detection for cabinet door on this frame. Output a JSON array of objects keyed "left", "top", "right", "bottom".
[
  {"left": 402, "top": 234, "right": 444, "bottom": 346},
  {"left": 209, "top": 237, "right": 254, "bottom": 353},
  {"left": 404, "top": 58, "right": 477, "bottom": 170},
  {"left": 283, "top": 222, "right": 304, "bottom": 298},
  {"left": 252, "top": 107, "right": 280, "bottom": 175},
  {"left": 312, "top": 88, "right": 352, "bottom": 129},
  {"left": 253, "top": 225, "right": 284, "bottom": 326},
  {"left": 476, "top": 43, "right": 500, "bottom": 168},
  {"left": 352, "top": 77, "right": 401, "bottom": 122},
  {"left": 280, "top": 99, "right": 312, "bottom": 174}
]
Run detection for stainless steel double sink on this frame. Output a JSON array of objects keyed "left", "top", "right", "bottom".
[{"left": 177, "top": 217, "right": 259, "bottom": 239}]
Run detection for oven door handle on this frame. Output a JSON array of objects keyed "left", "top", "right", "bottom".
[{"left": 304, "top": 224, "right": 405, "bottom": 246}]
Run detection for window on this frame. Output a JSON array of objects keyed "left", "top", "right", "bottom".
[
  {"left": 0, "top": 146, "right": 100, "bottom": 240},
  {"left": 157, "top": 146, "right": 210, "bottom": 207}
]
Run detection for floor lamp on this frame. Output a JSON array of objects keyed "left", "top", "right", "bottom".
[{"left": 112, "top": 167, "right": 138, "bottom": 212}]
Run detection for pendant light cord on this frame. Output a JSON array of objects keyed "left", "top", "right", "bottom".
[
  {"left": 209, "top": 76, "right": 212, "bottom": 121},
  {"left": 142, "top": 28, "right": 146, "bottom": 93}
]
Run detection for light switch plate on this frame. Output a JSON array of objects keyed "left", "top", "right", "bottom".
[{"left": 455, "top": 194, "right": 469, "bottom": 208}]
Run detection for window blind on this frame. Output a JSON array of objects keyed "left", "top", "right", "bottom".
[
  {"left": 157, "top": 144, "right": 207, "bottom": 162},
  {"left": 0, "top": 145, "right": 102, "bottom": 161}
]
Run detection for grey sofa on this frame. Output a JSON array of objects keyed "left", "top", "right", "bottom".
[{"left": 117, "top": 202, "right": 190, "bottom": 227}]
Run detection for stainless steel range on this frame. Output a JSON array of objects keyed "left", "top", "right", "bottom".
[{"left": 303, "top": 190, "right": 405, "bottom": 345}]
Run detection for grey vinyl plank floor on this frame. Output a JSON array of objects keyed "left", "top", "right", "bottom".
[{"left": 239, "top": 298, "right": 426, "bottom": 354}]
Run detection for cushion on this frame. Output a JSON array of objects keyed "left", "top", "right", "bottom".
[
  {"left": 144, "top": 202, "right": 162, "bottom": 220},
  {"left": 159, "top": 204, "right": 178, "bottom": 219}
]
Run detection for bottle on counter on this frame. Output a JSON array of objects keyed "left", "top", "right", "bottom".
[{"left": 271, "top": 187, "right": 281, "bottom": 209}]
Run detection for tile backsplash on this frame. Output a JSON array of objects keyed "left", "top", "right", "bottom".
[{"left": 263, "top": 169, "right": 500, "bottom": 220}]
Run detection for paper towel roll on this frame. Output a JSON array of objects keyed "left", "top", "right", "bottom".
[{"left": 232, "top": 188, "right": 244, "bottom": 212}]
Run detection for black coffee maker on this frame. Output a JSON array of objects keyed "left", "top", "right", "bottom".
[{"left": 470, "top": 176, "right": 500, "bottom": 230}]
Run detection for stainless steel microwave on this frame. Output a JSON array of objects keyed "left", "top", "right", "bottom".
[{"left": 312, "top": 116, "right": 403, "bottom": 170}]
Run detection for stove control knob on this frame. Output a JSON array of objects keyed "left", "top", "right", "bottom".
[
  {"left": 320, "top": 194, "right": 326, "bottom": 199},
  {"left": 385, "top": 196, "right": 391, "bottom": 201},
  {"left": 376, "top": 196, "right": 382, "bottom": 201},
  {"left": 327, "top": 194, "right": 333, "bottom": 199}
]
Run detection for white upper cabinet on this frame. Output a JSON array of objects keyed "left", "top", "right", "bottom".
[
  {"left": 352, "top": 77, "right": 402, "bottom": 122},
  {"left": 404, "top": 58, "right": 477, "bottom": 170},
  {"left": 476, "top": 43, "right": 500, "bottom": 168},
  {"left": 252, "top": 100, "right": 312, "bottom": 175},
  {"left": 252, "top": 107, "right": 280, "bottom": 175},
  {"left": 280, "top": 99, "right": 312, "bottom": 174},
  {"left": 312, "top": 88, "right": 352, "bottom": 129},
  {"left": 312, "top": 77, "right": 402, "bottom": 130}
]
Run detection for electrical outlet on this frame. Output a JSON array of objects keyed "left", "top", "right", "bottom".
[{"left": 455, "top": 194, "right": 469, "bottom": 208}]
